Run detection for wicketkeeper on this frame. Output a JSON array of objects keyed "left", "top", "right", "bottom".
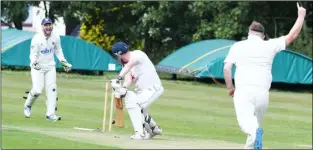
[
  {"left": 110, "top": 42, "right": 164, "bottom": 140},
  {"left": 23, "top": 18, "right": 72, "bottom": 121}
]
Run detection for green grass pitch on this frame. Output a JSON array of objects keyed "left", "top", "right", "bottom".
[{"left": 1, "top": 70, "right": 312, "bottom": 149}]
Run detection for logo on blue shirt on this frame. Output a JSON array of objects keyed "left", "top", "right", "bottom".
[{"left": 40, "top": 48, "right": 52, "bottom": 54}]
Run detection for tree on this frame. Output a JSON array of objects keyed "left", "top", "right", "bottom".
[
  {"left": 1, "top": 1, "right": 40, "bottom": 30},
  {"left": 74, "top": 2, "right": 145, "bottom": 52}
]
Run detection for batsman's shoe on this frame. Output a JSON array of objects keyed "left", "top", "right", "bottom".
[
  {"left": 143, "top": 130, "right": 153, "bottom": 140},
  {"left": 130, "top": 132, "right": 145, "bottom": 140},
  {"left": 254, "top": 127, "right": 264, "bottom": 150},
  {"left": 46, "top": 115, "right": 61, "bottom": 122},
  {"left": 152, "top": 126, "right": 163, "bottom": 135},
  {"left": 24, "top": 105, "right": 32, "bottom": 118}
]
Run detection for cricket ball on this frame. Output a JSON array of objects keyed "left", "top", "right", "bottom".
[{"left": 112, "top": 120, "right": 115, "bottom": 124}]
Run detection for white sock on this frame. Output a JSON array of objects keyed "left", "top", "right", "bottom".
[{"left": 128, "top": 107, "right": 144, "bottom": 134}]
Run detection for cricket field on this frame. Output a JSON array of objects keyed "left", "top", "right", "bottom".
[{"left": 2, "top": 70, "right": 312, "bottom": 149}]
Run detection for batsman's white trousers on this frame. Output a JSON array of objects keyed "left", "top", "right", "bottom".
[
  {"left": 124, "top": 84, "right": 164, "bottom": 134},
  {"left": 233, "top": 86, "right": 269, "bottom": 149},
  {"left": 126, "top": 85, "right": 164, "bottom": 109},
  {"left": 30, "top": 67, "right": 58, "bottom": 116}
]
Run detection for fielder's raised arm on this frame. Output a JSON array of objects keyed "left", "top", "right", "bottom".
[{"left": 285, "top": 2, "right": 306, "bottom": 46}]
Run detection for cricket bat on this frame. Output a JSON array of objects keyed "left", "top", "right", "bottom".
[{"left": 115, "top": 97, "right": 124, "bottom": 128}]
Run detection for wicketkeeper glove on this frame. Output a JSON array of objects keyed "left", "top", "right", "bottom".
[
  {"left": 60, "top": 60, "right": 72, "bottom": 72},
  {"left": 31, "top": 61, "right": 41, "bottom": 70}
]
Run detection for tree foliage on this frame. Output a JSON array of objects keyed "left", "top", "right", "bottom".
[
  {"left": 80, "top": 18, "right": 116, "bottom": 52},
  {"left": 1, "top": 1, "right": 40, "bottom": 29},
  {"left": 2, "top": 1, "right": 312, "bottom": 59}
]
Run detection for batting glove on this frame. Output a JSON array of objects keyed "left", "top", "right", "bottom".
[
  {"left": 111, "top": 79, "right": 122, "bottom": 89},
  {"left": 116, "top": 76, "right": 123, "bottom": 83},
  {"left": 110, "top": 79, "right": 127, "bottom": 98},
  {"left": 60, "top": 60, "right": 72, "bottom": 72},
  {"left": 31, "top": 61, "right": 41, "bottom": 70},
  {"left": 114, "top": 87, "right": 127, "bottom": 98}
]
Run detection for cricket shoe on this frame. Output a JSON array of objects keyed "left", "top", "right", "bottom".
[
  {"left": 152, "top": 126, "right": 162, "bottom": 135},
  {"left": 143, "top": 130, "right": 153, "bottom": 140},
  {"left": 130, "top": 131, "right": 145, "bottom": 140},
  {"left": 24, "top": 105, "right": 32, "bottom": 118},
  {"left": 254, "top": 127, "right": 264, "bottom": 150},
  {"left": 46, "top": 115, "right": 61, "bottom": 122}
]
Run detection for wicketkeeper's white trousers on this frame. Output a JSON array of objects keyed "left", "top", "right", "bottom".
[
  {"left": 124, "top": 85, "right": 164, "bottom": 134},
  {"left": 24, "top": 67, "right": 58, "bottom": 116},
  {"left": 233, "top": 86, "right": 269, "bottom": 149}
]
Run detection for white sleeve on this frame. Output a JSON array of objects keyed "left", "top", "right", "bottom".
[
  {"left": 54, "top": 35, "right": 66, "bottom": 62},
  {"left": 29, "top": 36, "right": 39, "bottom": 64},
  {"left": 224, "top": 45, "right": 237, "bottom": 64},
  {"left": 123, "top": 71, "right": 132, "bottom": 88},
  {"left": 268, "top": 36, "right": 286, "bottom": 53}
]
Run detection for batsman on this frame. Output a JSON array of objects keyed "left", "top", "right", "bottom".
[
  {"left": 23, "top": 18, "right": 72, "bottom": 121},
  {"left": 110, "top": 42, "right": 164, "bottom": 140}
]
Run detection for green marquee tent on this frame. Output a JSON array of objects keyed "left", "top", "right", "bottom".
[
  {"left": 156, "top": 39, "right": 312, "bottom": 85},
  {"left": 156, "top": 39, "right": 237, "bottom": 76},
  {"left": 1, "top": 29, "right": 122, "bottom": 72}
]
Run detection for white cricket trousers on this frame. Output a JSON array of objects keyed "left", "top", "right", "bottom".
[
  {"left": 24, "top": 67, "right": 58, "bottom": 116},
  {"left": 124, "top": 85, "right": 164, "bottom": 134},
  {"left": 233, "top": 86, "right": 269, "bottom": 149}
]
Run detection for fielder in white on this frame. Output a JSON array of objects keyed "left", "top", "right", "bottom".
[
  {"left": 110, "top": 42, "right": 164, "bottom": 140},
  {"left": 223, "top": 3, "right": 306, "bottom": 149},
  {"left": 23, "top": 18, "right": 72, "bottom": 121}
]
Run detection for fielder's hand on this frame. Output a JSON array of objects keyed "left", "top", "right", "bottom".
[
  {"left": 61, "top": 60, "right": 72, "bottom": 72},
  {"left": 297, "top": 2, "right": 306, "bottom": 18},
  {"left": 228, "top": 87, "right": 235, "bottom": 97},
  {"left": 31, "top": 61, "right": 41, "bottom": 70}
]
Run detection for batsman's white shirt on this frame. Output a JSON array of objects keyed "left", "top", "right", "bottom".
[
  {"left": 130, "top": 50, "right": 162, "bottom": 92},
  {"left": 224, "top": 35, "right": 286, "bottom": 90},
  {"left": 30, "top": 31, "right": 66, "bottom": 69}
]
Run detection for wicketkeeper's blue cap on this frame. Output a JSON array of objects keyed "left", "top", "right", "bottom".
[
  {"left": 112, "top": 42, "right": 129, "bottom": 56},
  {"left": 41, "top": 18, "right": 52, "bottom": 25}
]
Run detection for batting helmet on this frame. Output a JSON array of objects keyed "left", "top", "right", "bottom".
[{"left": 112, "top": 42, "right": 129, "bottom": 56}]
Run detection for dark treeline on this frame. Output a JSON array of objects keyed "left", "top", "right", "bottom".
[{"left": 2, "top": 1, "right": 312, "bottom": 64}]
